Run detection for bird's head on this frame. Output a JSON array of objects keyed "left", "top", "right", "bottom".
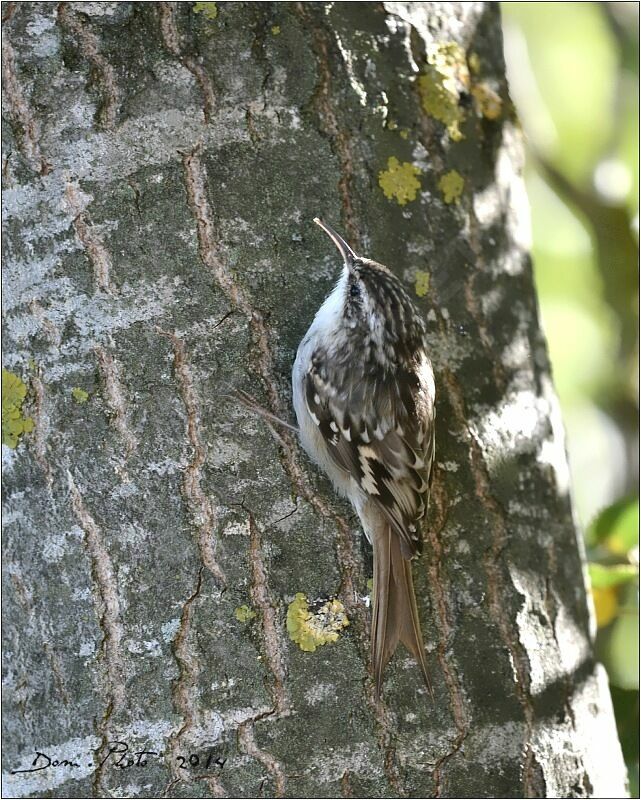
[{"left": 313, "top": 218, "right": 426, "bottom": 369}]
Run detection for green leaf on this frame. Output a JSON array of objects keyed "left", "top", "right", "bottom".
[
  {"left": 589, "top": 562, "right": 638, "bottom": 589},
  {"left": 588, "top": 496, "right": 639, "bottom": 554},
  {"left": 601, "top": 609, "right": 640, "bottom": 690}
]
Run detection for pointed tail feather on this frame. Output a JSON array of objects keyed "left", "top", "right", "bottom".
[{"left": 371, "top": 521, "right": 431, "bottom": 697}]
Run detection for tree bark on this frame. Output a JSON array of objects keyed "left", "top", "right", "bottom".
[{"left": 1, "top": 2, "right": 627, "bottom": 798}]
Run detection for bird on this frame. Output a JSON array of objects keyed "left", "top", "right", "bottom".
[{"left": 292, "top": 218, "right": 436, "bottom": 696}]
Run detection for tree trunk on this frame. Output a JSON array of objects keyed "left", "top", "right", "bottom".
[{"left": 1, "top": 2, "right": 627, "bottom": 798}]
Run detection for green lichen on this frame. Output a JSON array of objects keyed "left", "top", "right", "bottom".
[
  {"left": 286, "top": 593, "right": 349, "bottom": 652},
  {"left": 193, "top": 2, "right": 218, "bottom": 20},
  {"left": 438, "top": 170, "right": 465, "bottom": 204},
  {"left": 417, "top": 41, "right": 469, "bottom": 141},
  {"left": 415, "top": 271, "right": 431, "bottom": 297},
  {"left": 271, "top": 25, "right": 281, "bottom": 35},
  {"left": 71, "top": 387, "right": 89, "bottom": 404},
  {"left": 378, "top": 157, "right": 421, "bottom": 206},
  {"left": 468, "top": 51, "right": 481, "bottom": 76},
  {"left": 2, "top": 369, "right": 34, "bottom": 449},
  {"left": 234, "top": 605, "right": 257, "bottom": 623},
  {"left": 471, "top": 83, "right": 503, "bottom": 121}
]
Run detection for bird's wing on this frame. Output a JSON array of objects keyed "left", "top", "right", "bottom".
[{"left": 305, "top": 349, "right": 435, "bottom": 558}]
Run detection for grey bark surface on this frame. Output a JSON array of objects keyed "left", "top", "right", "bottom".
[{"left": 1, "top": 2, "right": 627, "bottom": 798}]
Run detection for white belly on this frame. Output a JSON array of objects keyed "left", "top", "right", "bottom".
[{"left": 292, "top": 271, "right": 356, "bottom": 502}]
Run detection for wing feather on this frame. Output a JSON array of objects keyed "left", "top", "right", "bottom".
[{"left": 305, "top": 349, "right": 435, "bottom": 558}]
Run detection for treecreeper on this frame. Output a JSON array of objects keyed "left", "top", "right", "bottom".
[{"left": 293, "top": 219, "right": 436, "bottom": 695}]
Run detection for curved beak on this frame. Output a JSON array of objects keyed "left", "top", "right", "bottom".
[{"left": 313, "top": 218, "right": 356, "bottom": 268}]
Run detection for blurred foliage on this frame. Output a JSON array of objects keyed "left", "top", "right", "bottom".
[{"left": 502, "top": 2, "right": 639, "bottom": 793}]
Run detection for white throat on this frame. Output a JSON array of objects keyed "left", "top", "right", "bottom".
[{"left": 308, "top": 267, "right": 348, "bottom": 347}]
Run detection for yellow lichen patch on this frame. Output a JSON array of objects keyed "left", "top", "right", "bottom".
[
  {"left": 471, "top": 83, "right": 503, "bottom": 121},
  {"left": 193, "top": 2, "right": 217, "bottom": 20},
  {"left": 417, "top": 41, "right": 469, "bottom": 141},
  {"left": 591, "top": 586, "right": 618, "bottom": 628},
  {"left": 2, "top": 369, "right": 34, "bottom": 449},
  {"left": 287, "top": 592, "right": 349, "bottom": 652},
  {"left": 271, "top": 25, "right": 281, "bottom": 35},
  {"left": 438, "top": 170, "right": 465, "bottom": 204},
  {"left": 378, "top": 157, "right": 421, "bottom": 206},
  {"left": 235, "top": 605, "right": 257, "bottom": 623},
  {"left": 468, "top": 52, "right": 481, "bottom": 76},
  {"left": 71, "top": 387, "right": 89, "bottom": 404},
  {"left": 415, "top": 270, "right": 431, "bottom": 298}
]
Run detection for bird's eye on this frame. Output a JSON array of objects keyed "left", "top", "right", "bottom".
[{"left": 349, "top": 283, "right": 360, "bottom": 299}]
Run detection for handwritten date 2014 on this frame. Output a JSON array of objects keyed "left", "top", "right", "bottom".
[{"left": 10, "top": 741, "right": 227, "bottom": 775}]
